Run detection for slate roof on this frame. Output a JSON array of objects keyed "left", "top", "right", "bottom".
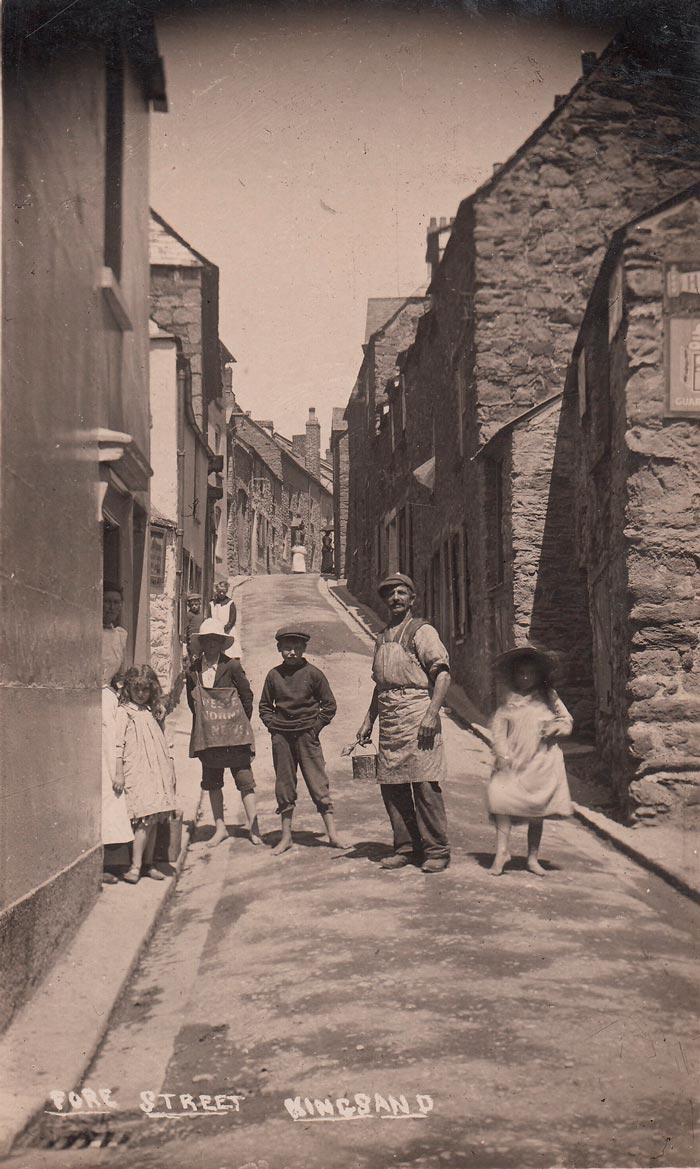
[
  {"left": 364, "top": 298, "right": 410, "bottom": 343},
  {"left": 149, "top": 209, "right": 214, "bottom": 269}
]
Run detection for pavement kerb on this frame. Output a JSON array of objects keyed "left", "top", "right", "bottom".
[
  {"left": 319, "top": 575, "right": 700, "bottom": 908},
  {"left": 572, "top": 802, "right": 700, "bottom": 905}
]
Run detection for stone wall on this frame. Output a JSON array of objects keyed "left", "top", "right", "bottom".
[
  {"left": 345, "top": 299, "right": 428, "bottom": 604},
  {"left": 0, "top": 21, "right": 156, "bottom": 1031},
  {"left": 331, "top": 410, "right": 349, "bottom": 578},
  {"left": 367, "top": 39, "right": 700, "bottom": 718},
  {"left": 575, "top": 193, "right": 700, "bottom": 821},
  {"left": 149, "top": 525, "right": 179, "bottom": 692},
  {"left": 227, "top": 429, "right": 332, "bottom": 576},
  {"left": 150, "top": 265, "right": 206, "bottom": 429},
  {"left": 516, "top": 399, "right": 595, "bottom": 729}
]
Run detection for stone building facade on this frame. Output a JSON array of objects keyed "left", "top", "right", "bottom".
[
  {"left": 148, "top": 212, "right": 230, "bottom": 621},
  {"left": 0, "top": 2, "right": 166, "bottom": 1031},
  {"left": 228, "top": 409, "right": 333, "bottom": 576},
  {"left": 346, "top": 37, "right": 700, "bottom": 733},
  {"left": 569, "top": 185, "right": 700, "bottom": 821},
  {"left": 330, "top": 408, "right": 349, "bottom": 578},
  {"left": 345, "top": 296, "right": 429, "bottom": 604}
]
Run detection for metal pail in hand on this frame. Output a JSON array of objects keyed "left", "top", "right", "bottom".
[{"left": 352, "top": 746, "right": 378, "bottom": 780}]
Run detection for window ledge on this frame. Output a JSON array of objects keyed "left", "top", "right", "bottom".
[{"left": 98, "top": 267, "right": 133, "bottom": 332}]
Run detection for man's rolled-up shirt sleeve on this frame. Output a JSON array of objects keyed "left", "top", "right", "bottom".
[{"left": 414, "top": 625, "right": 450, "bottom": 681}]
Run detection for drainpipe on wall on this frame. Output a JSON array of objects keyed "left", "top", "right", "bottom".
[{"left": 176, "top": 361, "right": 187, "bottom": 641}]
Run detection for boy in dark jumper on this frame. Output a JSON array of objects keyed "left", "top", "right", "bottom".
[{"left": 259, "top": 626, "right": 347, "bottom": 855}]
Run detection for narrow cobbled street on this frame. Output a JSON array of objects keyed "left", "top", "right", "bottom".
[{"left": 13, "top": 576, "right": 700, "bottom": 1169}]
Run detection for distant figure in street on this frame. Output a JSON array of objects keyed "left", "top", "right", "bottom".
[
  {"left": 186, "top": 619, "right": 262, "bottom": 848},
  {"left": 101, "top": 583, "right": 133, "bottom": 883},
  {"left": 487, "top": 645, "right": 573, "bottom": 876},
  {"left": 259, "top": 627, "right": 347, "bottom": 856},
  {"left": 183, "top": 593, "right": 203, "bottom": 660},
  {"left": 116, "top": 665, "right": 177, "bottom": 885},
  {"left": 356, "top": 573, "right": 451, "bottom": 874},
  {"left": 209, "top": 580, "right": 239, "bottom": 659},
  {"left": 320, "top": 531, "right": 334, "bottom": 575}
]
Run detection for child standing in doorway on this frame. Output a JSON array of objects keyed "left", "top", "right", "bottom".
[
  {"left": 116, "top": 665, "right": 177, "bottom": 884},
  {"left": 259, "top": 627, "right": 347, "bottom": 856},
  {"left": 487, "top": 645, "right": 573, "bottom": 876}
]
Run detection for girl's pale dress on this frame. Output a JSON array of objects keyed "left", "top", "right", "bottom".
[
  {"left": 101, "top": 626, "right": 133, "bottom": 844},
  {"left": 101, "top": 687, "right": 134, "bottom": 844},
  {"left": 115, "top": 703, "right": 176, "bottom": 827},
  {"left": 487, "top": 690, "right": 573, "bottom": 821}
]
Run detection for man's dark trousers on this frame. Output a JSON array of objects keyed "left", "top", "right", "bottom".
[{"left": 381, "top": 782, "right": 449, "bottom": 860}]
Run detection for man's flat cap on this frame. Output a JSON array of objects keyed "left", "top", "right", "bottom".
[
  {"left": 377, "top": 572, "right": 416, "bottom": 597},
  {"left": 275, "top": 626, "right": 311, "bottom": 643}
]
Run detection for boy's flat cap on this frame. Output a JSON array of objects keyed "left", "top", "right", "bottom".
[
  {"left": 377, "top": 572, "right": 416, "bottom": 597},
  {"left": 275, "top": 626, "right": 311, "bottom": 643}
]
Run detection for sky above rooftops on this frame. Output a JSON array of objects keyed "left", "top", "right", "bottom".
[{"left": 151, "top": 2, "right": 611, "bottom": 446}]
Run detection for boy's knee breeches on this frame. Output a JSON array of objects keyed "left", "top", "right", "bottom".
[
  {"left": 201, "top": 763, "right": 256, "bottom": 796},
  {"left": 271, "top": 729, "right": 333, "bottom": 815}
]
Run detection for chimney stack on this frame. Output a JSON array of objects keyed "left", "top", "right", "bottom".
[
  {"left": 305, "top": 407, "right": 321, "bottom": 479},
  {"left": 581, "top": 51, "right": 597, "bottom": 77}
]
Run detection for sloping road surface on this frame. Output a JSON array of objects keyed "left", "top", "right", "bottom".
[{"left": 11, "top": 575, "right": 700, "bottom": 1169}]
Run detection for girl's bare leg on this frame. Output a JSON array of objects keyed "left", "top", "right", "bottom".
[
  {"left": 489, "top": 815, "right": 512, "bottom": 875},
  {"left": 272, "top": 809, "right": 294, "bottom": 856},
  {"left": 131, "top": 826, "right": 148, "bottom": 871},
  {"left": 143, "top": 822, "right": 158, "bottom": 866},
  {"left": 527, "top": 819, "right": 546, "bottom": 875},
  {"left": 208, "top": 788, "right": 229, "bottom": 848},
  {"left": 142, "top": 823, "right": 165, "bottom": 878},
  {"left": 241, "top": 791, "right": 263, "bottom": 845}
]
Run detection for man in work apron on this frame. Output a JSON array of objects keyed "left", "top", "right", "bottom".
[{"left": 356, "top": 572, "right": 451, "bottom": 873}]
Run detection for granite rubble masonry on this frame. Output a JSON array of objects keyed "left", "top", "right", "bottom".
[
  {"left": 330, "top": 408, "right": 349, "bottom": 577},
  {"left": 149, "top": 526, "right": 179, "bottom": 691},
  {"left": 227, "top": 411, "right": 333, "bottom": 576},
  {"left": 149, "top": 211, "right": 221, "bottom": 433},
  {"left": 345, "top": 297, "right": 429, "bottom": 605},
  {"left": 573, "top": 187, "right": 700, "bottom": 822},
  {"left": 358, "top": 37, "right": 700, "bottom": 723}
]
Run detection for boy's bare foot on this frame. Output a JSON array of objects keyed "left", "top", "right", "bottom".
[
  {"left": 488, "top": 853, "right": 511, "bottom": 876},
  {"left": 249, "top": 831, "right": 264, "bottom": 846},
  {"left": 527, "top": 858, "right": 547, "bottom": 876},
  {"left": 328, "top": 836, "right": 351, "bottom": 850},
  {"left": 208, "top": 824, "right": 229, "bottom": 848},
  {"left": 272, "top": 837, "right": 294, "bottom": 856}
]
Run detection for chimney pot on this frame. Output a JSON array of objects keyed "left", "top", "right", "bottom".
[
  {"left": 492, "top": 162, "right": 502, "bottom": 175},
  {"left": 429, "top": 217, "right": 437, "bottom": 229},
  {"left": 439, "top": 216, "right": 447, "bottom": 227},
  {"left": 581, "top": 50, "right": 597, "bottom": 76}
]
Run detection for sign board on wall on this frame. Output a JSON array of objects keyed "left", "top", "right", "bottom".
[
  {"left": 667, "top": 317, "right": 700, "bottom": 416},
  {"left": 665, "top": 261, "right": 700, "bottom": 418}
]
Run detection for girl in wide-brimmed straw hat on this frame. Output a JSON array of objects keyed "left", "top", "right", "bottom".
[{"left": 487, "top": 643, "right": 573, "bottom": 876}]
